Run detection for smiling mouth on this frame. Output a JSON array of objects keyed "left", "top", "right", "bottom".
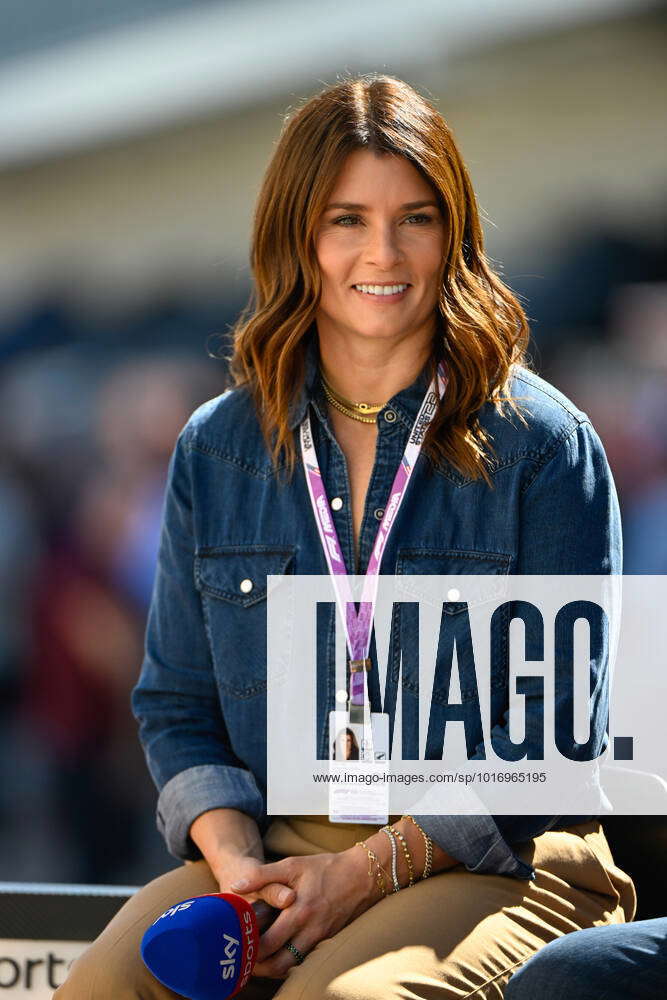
[{"left": 352, "top": 283, "right": 411, "bottom": 299}]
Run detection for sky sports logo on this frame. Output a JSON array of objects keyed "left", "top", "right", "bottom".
[
  {"left": 218, "top": 910, "right": 255, "bottom": 991},
  {"left": 152, "top": 900, "right": 194, "bottom": 924},
  {"left": 219, "top": 931, "right": 241, "bottom": 981}
]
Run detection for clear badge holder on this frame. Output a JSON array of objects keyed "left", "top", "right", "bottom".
[{"left": 328, "top": 709, "right": 389, "bottom": 824}]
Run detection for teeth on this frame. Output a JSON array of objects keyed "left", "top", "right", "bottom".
[{"left": 354, "top": 283, "right": 408, "bottom": 296}]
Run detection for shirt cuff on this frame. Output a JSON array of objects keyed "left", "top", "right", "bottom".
[
  {"left": 156, "top": 763, "right": 265, "bottom": 860},
  {"left": 412, "top": 813, "right": 536, "bottom": 880},
  {"left": 407, "top": 780, "right": 535, "bottom": 880}
]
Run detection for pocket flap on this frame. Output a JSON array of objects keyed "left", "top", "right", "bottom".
[
  {"left": 396, "top": 548, "right": 511, "bottom": 612},
  {"left": 195, "top": 547, "right": 295, "bottom": 607}
]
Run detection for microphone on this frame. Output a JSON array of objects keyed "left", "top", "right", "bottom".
[{"left": 141, "top": 892, "right": 264, "bottom": 999}]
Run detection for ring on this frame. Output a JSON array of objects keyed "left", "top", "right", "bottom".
[{"left": 284, "top": 941, "right": 306, "bottom": 965}]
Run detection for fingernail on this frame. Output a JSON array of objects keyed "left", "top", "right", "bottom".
[
  {"left": 278, "top": 888, "right": 291, "bottom": 904},
  {"left": 230, "top": 879, "right": 249, "bottom": 891}
]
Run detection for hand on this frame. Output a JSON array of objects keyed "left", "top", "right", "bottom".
[
  {"left": 230, "top": 847, "right": 379, "bottom": 979},
  {"left": 213, "top": 854, "right": 296, "bottom": 933},
  {"left": 187, "top": 809, "right": 296, "bottom": 932}
]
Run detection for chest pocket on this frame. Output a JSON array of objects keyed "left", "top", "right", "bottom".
[
  {"left": 195, "top": 546, "right": 295, "bottom": 697},
  {"left": 395, "top": 548, "right": 511, "bottom": 704}
]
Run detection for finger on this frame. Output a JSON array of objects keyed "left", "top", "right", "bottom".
[
  {"left": 254, "top": 933, "right": 311, "bottom": 980},
  {"left": 253, "top": 956, "right": 290, "bottom": 980},
  {"left": 215, "top": 855, "right": 262, "bottom": 892},
  {"left": 257, "top": 901, "right": 308, "bottom": 962},
  {"left": 230, "top": 859, "right": 289, "bottom": 893},
  {"left": 258, "top": 882, "right": 295, "bottom": 909},
  {"left": 251, "top": 900, "right": 276, "bottom": 933}
]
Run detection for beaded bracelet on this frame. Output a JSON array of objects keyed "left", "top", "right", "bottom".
[
  {"left": 403, "top": 814, "right": 434, "bottom": 880},
  {"left": 380, "top": 826, "right": 400, "bottom": 893},
  {"left": 354, "top": 840, "right": 388, "bottom": 900},
  {"left": 387, "top": 825, "right": 415, "bottom": 887}
]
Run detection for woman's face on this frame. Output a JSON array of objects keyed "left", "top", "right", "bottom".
[{"left": 314, "top": 149, "right": 447, "bottom": 348}]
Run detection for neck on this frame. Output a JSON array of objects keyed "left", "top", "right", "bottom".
[{"left": 317, "top": 328, "right": 435, "bottom": 405}]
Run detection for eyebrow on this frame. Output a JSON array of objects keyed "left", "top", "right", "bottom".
[{"left": 324, "top": 200, "right": 440, "bottom": 212}]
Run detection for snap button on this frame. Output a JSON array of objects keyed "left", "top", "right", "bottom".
[
  {"left": 331, "top": 497, "right": 343, "bottom": 511},
  {"left": 447, "top": 588, "right": 461, "bottom": 601},
  {"left": 384, "top": 409, "right": 397, "bottom": 423},
  {"left": 374, "top": 507, "right": 385, "bottom": 521},
  {"left": 240, "top": 578, "right": 254, "bottom": 594}
]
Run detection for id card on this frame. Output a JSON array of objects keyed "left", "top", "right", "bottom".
[{"left": 327, "top": 710, "right": 390, "bottom": 824}]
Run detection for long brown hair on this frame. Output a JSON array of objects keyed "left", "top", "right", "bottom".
[{"left": 227, "top": 73, "right": 532, "bottom": 484}]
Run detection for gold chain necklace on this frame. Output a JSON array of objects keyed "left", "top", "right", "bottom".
[{"left": 320, "top": 370, "right": 386, "bottom": 424}]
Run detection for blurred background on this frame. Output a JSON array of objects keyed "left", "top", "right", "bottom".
[{"left": 0, "top": 0, "right": 664, "bottom": 885}]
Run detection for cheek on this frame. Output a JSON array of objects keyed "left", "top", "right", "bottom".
[
  {"left": 317, "top": 260, "right": 353, "bottom": 305},
  {"left": 418, "top": 239, "right": 446, "bottom": 277},
  {"left": 416, "top": 257, "right": 445, "bottom": 297},
  {"left": 316, "top": 236, "right": 357, "bottom": 279},
  {"left": 405, "top": 227, "right": 445, "bottom": 268}
]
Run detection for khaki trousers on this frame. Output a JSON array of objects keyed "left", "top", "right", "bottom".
[{"left": 54, "top": 817, "right": 635, "bottom": 999}]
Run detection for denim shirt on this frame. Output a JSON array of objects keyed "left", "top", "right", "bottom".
[{"left": 132, "top": 336, "right": 621, "bottom": 881}]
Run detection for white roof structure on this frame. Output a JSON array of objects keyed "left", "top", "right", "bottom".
[{"left": 0, "top": 0, "right": 640, "bottom": 166}]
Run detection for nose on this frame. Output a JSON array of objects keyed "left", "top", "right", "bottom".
[{"left": 363, "top": 222, "right": 404, "bottom": 270}]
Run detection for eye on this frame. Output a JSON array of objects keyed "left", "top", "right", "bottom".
[
  {"left": 330, "top": 212, "right": 434, "bottom": 227},
  {"left": 332, "top": 214, "right": 360, "bottom": 226},
  {"left": 404, "top": 213, "right": 433, "bottom": 224}
]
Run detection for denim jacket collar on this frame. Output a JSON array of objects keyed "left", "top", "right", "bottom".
[{"left": 287, "top": 331, "right": 433, "bottom": 434}]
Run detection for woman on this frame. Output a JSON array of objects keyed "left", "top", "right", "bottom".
[
  {"left": 56, "top": 73, "right": 634, "bottom": 999},
  {"left": 333, "top": 728, "right": 360, "bottom": 761}
]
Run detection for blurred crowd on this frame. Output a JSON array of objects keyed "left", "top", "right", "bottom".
[
  {"left": 0, "top": 225, "right": 665, "bottom": 885},
  {"left": 0, "top": 326, "right": 227, "bottom": 884}
]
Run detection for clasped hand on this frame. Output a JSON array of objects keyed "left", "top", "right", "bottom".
[{"left": 230, "top": 849, "right": 377, "bottom": 979}]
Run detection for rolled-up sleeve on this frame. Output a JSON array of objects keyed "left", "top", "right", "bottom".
[
  {"left": 413, "top": 419, "right": 621, "bottom": 878},
  {"left": 156, "top": 765, "right": 264, "bottom": 860},
  {"left": 412, "top": 806, "right": 536, "bottom": 880},
  {"left": 131, "top": 425, "right": 264, "bottom": 860}
]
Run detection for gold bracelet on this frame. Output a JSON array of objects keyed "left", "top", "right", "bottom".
[
  {"left": 387, "top": 825, "right": 415, "bottom": 887},
  {"left": 354, "top": 840, "right": 388, "bottom": 899},
  {"left": 403, "top": 814, "right": 434, "bottom": 880},
  {"left": 360, "top": 842, "right": 388, "bottom": 899}
]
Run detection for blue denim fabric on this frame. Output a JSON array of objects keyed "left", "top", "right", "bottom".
[
  {"left": 132, "top": 334, "right": 621, "bottom": 877},
  {"left": 504, "top": 918, "right": 667, "bottom": 999}
]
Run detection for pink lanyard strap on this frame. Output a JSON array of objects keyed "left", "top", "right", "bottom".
[{"left": 300, "top": 363, "right": 448, "bottom": 719}]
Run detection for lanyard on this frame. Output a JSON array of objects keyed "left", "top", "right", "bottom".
[{"left": 300, "top": 363, "right": 448, "bottom": 723}]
